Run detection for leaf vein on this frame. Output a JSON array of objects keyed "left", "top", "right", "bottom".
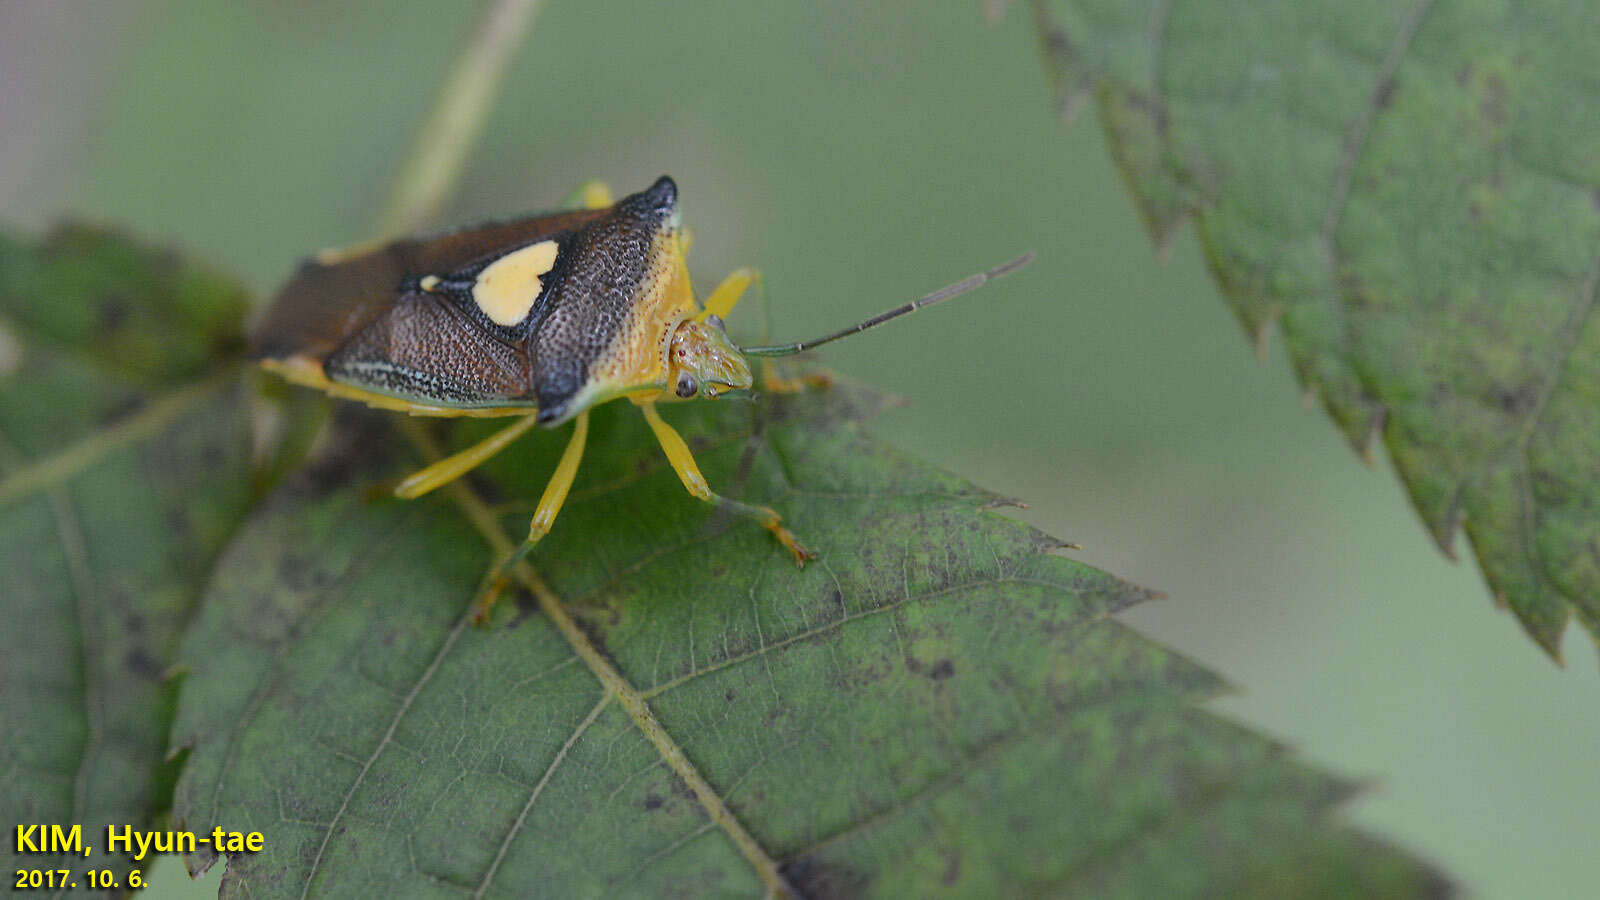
[
  {"left": 297, "top": 590, "right": 477, "bottom": 900},
  {"left": 199, "top": 507, "right": 421, "bottom": 839},
  {"left": 0, "top": 428, "right": 103, "bottom": 900},
  {"left": 403, "top": 419, "right": 799, "bottom": 900},
  {"left": 473, "top": 693, "right": 611, "bottom": 899},
  {"left": 1319, "top": 0, "right": 1436, "bottom": 245}
]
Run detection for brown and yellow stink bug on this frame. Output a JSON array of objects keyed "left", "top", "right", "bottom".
[{"left": 253, "top": 176, "right": 1029, "bottom": 616}]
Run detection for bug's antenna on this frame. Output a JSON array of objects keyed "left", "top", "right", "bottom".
[{"left": 738, "top": 251, "right": 1035, "bottom": 358}]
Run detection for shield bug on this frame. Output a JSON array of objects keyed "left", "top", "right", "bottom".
[{"left": 253, "top": 176, "right": 1030, "bottom": 616}]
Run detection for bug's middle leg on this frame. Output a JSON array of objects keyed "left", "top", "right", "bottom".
[
  {"left": 637, "top": 400, "right": 814, "bottom": 565},
  {"left": 469, "top": 410, "right": 590, "bottom": 623}
]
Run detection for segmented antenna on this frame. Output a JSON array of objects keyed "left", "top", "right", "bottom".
[{"left": 738, "top": 251, "right": 1035, "bottom": 357}]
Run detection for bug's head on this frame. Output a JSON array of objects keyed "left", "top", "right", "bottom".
[{"left": 666, "top": 314, "right": 751, "bottom": 399}]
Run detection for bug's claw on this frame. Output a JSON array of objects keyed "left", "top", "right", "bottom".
[
  {"left": 770, "top": 523, "right": 816, "bottom": 566},
  {"left": 469, "top": 571, "right": 512, "bottom": 626}
]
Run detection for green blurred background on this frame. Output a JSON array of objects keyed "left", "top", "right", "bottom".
[{"left": 3, "top": 1, "right": 1596, "bottom": 897}]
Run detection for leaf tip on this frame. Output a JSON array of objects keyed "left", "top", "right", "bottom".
[
  {"left": 1429, "top": 487, "right": 1466, "bottom": 561},
  {"left": 1515, "top": 602, "right": 1569, "bottom": 665},
  {"left": 1358, "top": 405, "right": 1388, "bottom": 466}
]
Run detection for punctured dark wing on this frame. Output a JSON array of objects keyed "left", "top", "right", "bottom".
[
  {"left": 251, "top": 206, "right": 610, "bottom": 362},
  {"left": 322, "top": 289, "right": 531, "bottom": 406}
]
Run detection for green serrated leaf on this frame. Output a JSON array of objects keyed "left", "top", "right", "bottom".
[
  {"left": 1031, "top": 0, "right": 1600, "bottom": 657},
  {"left": 171, "top": 385, "right": 1447, "bottom": 898},
  {"left": 0, "top": 226, "right": 258, "bottom": 881}
]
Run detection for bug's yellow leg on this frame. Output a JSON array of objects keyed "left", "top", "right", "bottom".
[
  {"left": 394, "top": 414, "right": 540, "bottom": 499},
  {"left": 563, "top": 180, "right": 615, "bottom": 210},
  {"left": 637, "top": 400, "right": 814, "bottom": 565},
  {"left": 700, "top": 267, "right": 759, "bottom": 320},
  {"left": 470, "top": 411, "right": 590, "bottom": 623},
  {"left": 525, "top": 410, "right": 590, "bottom": 542}
]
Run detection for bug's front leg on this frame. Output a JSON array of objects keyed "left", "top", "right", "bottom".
[
  {"left": 637, "top": 400, "right": 814, "bottom": 565},
  {"left": 700, "top": 267, "right": 758, "bottom": 320},
  {"left": 470, "top": 410, "right": 590, "bottom": 623}
]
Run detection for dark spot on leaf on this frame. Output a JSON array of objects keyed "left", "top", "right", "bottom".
[
  {"left": 1373, "top": 76, "right": 1396, "bottom": 111},
  {"left": 1455, "top": 62, "right": 1473, "bottom": 86},
  {"left": 1467, "top": 202, "right": 1481, "bottom": 221},
  {"left": 105, "top": 587, "right": 134, "bottom": 618},
  {"left": 1497, "top": 384, "right": 1537, "bottom": 418},
  {"left": 780, "top": 857, "right": 870, "bottom": 900},
  {"left": 929, "top": 659, "right": 955, "bottom": 681},
  {"left": 97, "top": 294, "right": 131, "bottom": 331},
  {"left": 940, "top": 846, "right": 961, "bottom": 885},
  {"left": 724, "top": 689, "right": 736, "bottom": 702},
  {"left": 642, "top": 793, "right": 663, "bottom": 811},
  {"left": 668, "top": 774, "right": 693, "bottom": 800},
  {"left": 125, "top": 648, "right": 163, "bottom": 680}
]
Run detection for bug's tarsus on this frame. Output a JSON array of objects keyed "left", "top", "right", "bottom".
[{"left": 739, "top": 251, "right": 1035, "bottom": 358}]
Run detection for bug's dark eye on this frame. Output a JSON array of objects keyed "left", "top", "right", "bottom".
[
  {"left": 706, "top": 314, "right": 725, "bottom": 331},
  {"left": 675, "top": 374, "right": 698, "bottom": 398}
]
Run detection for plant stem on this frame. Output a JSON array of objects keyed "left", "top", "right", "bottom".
[{"left": 375, "top": 0, "right": 545, "bottom": 237}]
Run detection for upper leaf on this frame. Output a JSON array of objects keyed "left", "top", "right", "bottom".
[
  {"left": 1031, "top": 0, "right": 1600, "bottom": 657},
  {"left": 171, "top": 384, "right": 1447, "bottom": 898},
  {"left": 0, "top": 226, "right": 259, "bottom": 879}
]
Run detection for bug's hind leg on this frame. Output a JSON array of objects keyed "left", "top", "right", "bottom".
[
  {"left": 637, "top": 400, "right": 814, "bottom": 565},
  {"left": 394, "top": 414, "right": 540, "bottom": 499},
  {"left": 469, "top": 411, "right": 590, "bottom": 623}
]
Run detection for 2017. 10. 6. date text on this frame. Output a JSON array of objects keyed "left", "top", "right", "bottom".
[{"left": 14, "top": 867, "right": 144, "bottom": 891}]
